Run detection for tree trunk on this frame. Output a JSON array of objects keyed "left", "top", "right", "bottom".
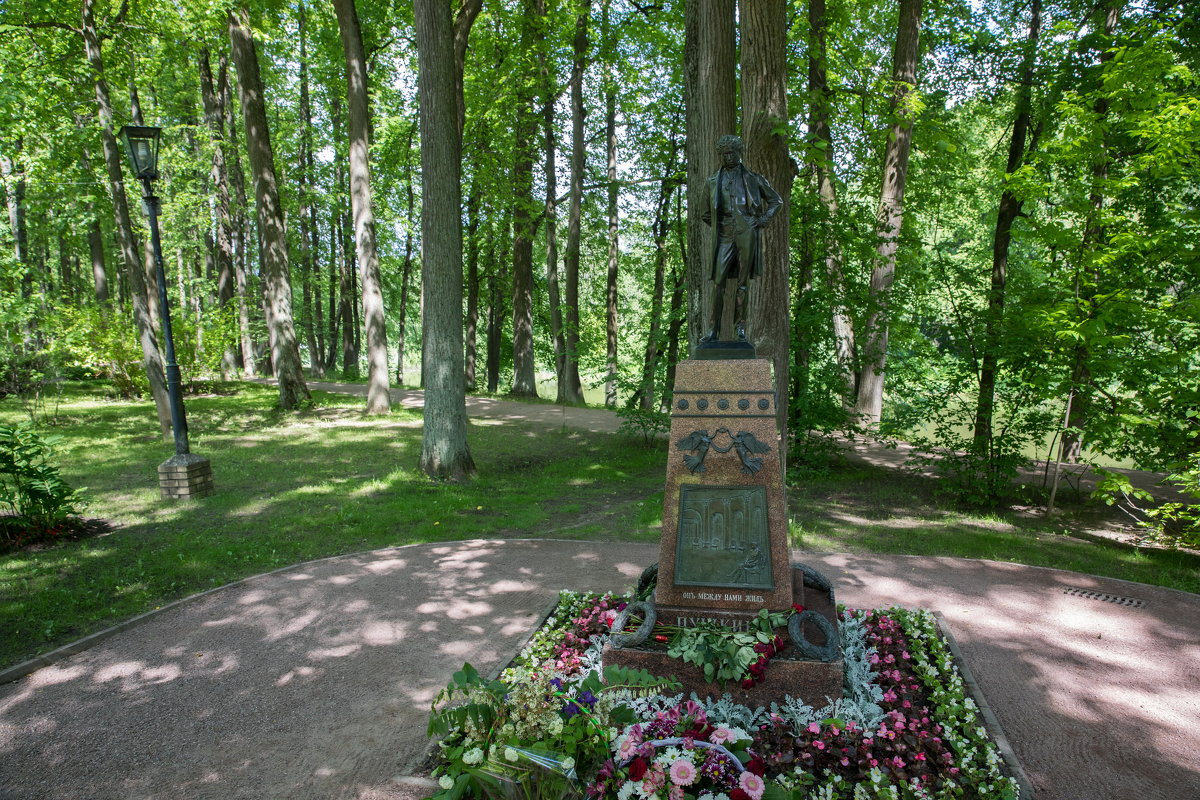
[
  {"left": 683, "top": 0, "right": 737, "bottom": 352},
  {"left": 510, "top": 0, "right": 540, "bottom": 398},
  {"left": 808, "top": 0, "right": 856, "bottom": 407},
  {"left": 973, "top": 0, "right": 1042, "bottom": 449},
  {"left": 854, "top": 0, "right": 923, "bottom": 426},
  {"left": 453, "top": 0, "right": 484, "bottom": 140},
  {"left": 603, "top": 86, "right": 619, "bottom": 408},
  {"left": 221, "top": 49, "right": 255, "bottom": 376},
  {"left": 297, "top": 1, "right": 323, "bottom": 378},
  {"left": 639, "top": 137, "right": 681, "bottom": 411},
  {"left": 334, "top": 0, "right": 391, "bottom": 413},
  {"left": 741, "top": 0, "right": 795, "bottom": 449},
  {"left": 464, "top": 183, "right": 480, "bottom": 391},
  {"left": 415, "top": 0, "right": 476, "bottom": 479},
  {"left": 397, "top": 121, "right": 418, "bottom": 386},
  {"left": 199, "top": 47, "right": 239, "bottom": 380},
  {"left": 540, "top": 0, "right": 567, "bottom": 391},
  {"left": 331, "top": 95, "right": 359, "bottom": 378},
  {"left": 1062, "top": 0, "right": 1121, "bottom": 463},
  {"left": 228, "top": 5, "right": 309, "bottom": 409},
  {"left": 561, "top": 0, "right": 590, "bottom": 404},
  {"left": 81, "top": 0, "right": 171, "bottom": 436}
]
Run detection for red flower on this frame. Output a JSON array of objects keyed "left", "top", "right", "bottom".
[
  {"left": 731, "top": 790, "right": 751, "bottom": 800},
  {"left": 746, "top": 756, "right": 767, "bottom": 776},
  {"left": 792, "top": 603, "right": 806, "bottom": 613},
  {"left": 627, "top": 757, "right": 648, "bottom": 781},
  {"left": 654, "top": 634, "right": 669, "bottom": 643},
  {"left": 765, "top": 643, "right": 776, "bottom": 658},
  {"left": 749, "top": 659, "right": 767, "bottom": 677},
  {"left": 741, "top": 677, "right": 756, "bottom": 690},
  {"left": 753, "top": 642, "right": 769, "bottom": 654},
  {"left": 773, "top": 634, "right": 785, "bottom": 650}
]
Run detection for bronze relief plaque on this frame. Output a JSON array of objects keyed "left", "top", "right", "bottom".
[{"left": 674, "top": 485, "right": 773, "bottom": 590}]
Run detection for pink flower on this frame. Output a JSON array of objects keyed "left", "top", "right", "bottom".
[
  {"left": 668, "top": 786, "right": 684, "bottom": 800},
  {"left": 807, "top": 722, "right": 821, "bottom": 734},
  {"left": 739, "top": 771, "right": 766, "bottom": 800},
  {"left": 709, "top": 726, "right": 735, "bottom": 745},
  {"left": 669, "top": 759, "right": 697, "bottom": 786}
]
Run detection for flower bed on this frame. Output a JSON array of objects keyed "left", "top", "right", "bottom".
[{"left": 426, "top": 592, "right": 1019, "bottom": 800}]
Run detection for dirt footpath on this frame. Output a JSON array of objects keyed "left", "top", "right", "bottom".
[{"left": 2, "top": 540, "right": 1198, "bottom": 800}]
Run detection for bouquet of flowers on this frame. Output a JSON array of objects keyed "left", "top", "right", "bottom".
[{"left": 589, "top": 701, "right": 770, "bottom": 800}]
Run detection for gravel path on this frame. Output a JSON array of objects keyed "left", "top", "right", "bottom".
[{"left": 2, "top": 540, "right": 1197, "bottom": 800}]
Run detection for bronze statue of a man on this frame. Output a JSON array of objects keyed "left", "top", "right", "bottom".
[{"left": 700, "top": 135, "right": 783, "bottom": 342}]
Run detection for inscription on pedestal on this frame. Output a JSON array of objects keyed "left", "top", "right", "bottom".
[{"left": 674, "top": 485, "right": 772, "bottom": 590}]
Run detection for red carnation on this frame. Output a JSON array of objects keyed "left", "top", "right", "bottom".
[
  {"left": 627, "top": 757, "right": 648, "bottom": 781},
  {"left": 746, "top": 756, "right": 767, "bottom": 776},
  {"left": 731, "top": 790, "right": 751, "bottom": 800}
]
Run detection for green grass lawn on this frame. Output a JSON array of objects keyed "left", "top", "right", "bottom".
[
  {"left": 788, "top": 463, "right": 1200, "bottom": 594},
  {"left": 1, "top": 381, "right": 1197, "bottom": 673},
  {"left": 0, "top": 382, "right": 663, "bottom": 669}
]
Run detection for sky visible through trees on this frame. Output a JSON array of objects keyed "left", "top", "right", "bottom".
[{"left": 0, "top": 0, "right": 1196, "bottom": 488}]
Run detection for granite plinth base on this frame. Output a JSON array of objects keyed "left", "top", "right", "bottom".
[
  {"left": 158, "top": 453, "right": 214, "bottom": 500},
  {"left": 603, "top": 643, "right": 843, "bottom": 708},
  {"left": 607, "top": 566, "right": 843, "bottom": 708}
]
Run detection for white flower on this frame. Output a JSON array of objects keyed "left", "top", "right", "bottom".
[
  {"left": 560, "top": 756, "right": 575, "bottom": 771},
  {"left": 462, "top": 747, "right": 484, "bottom": 765},
  {"left": 505, "top": 747, "right": 519, "bottom": 762},
  {"left": 617, "top": 781, "right": 638, "bottom": 800},
  {"left": 438, "top": 775, "right": 455, "bottom": 790}
]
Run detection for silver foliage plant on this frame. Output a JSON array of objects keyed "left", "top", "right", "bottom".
[{"left": 575, "top": 611, "right": 885, "bottom": 734}]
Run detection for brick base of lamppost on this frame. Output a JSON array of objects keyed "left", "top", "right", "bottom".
[{"left": 158, "top": 452, "right": 215, "bottom": 500}]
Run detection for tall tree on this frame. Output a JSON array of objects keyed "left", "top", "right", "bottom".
[
  {"left": 198, "top": 48, "right": 238, "bottom": 380},
  {"left": 560, "top": 0, "right": 590, "bottom": 404},
  {"left": 228, "top": 5, "right": 309, "bottom": 409},
  {"left": 1060, "top": 0, "right": 1122, "bottom": 464},
  {"left": 334, "top": 0, "right": 391, "bottom": 413},
  {"left": 415, "top": 0, "right": 476, "bottom": 479},
  {"left": 973, "top": 0, "right": 1042, "bottom": 450},
  {"left": 683, "top": 0, "right": 736, "bottom": 351},
  {"left": 510, "top": 0, "right": 540, "bottom": 398},
  {"left": 854, "top": 0, "right": 923, "bottom": 425},
  {"left": 741, "top": 0, "right": 795, "bottom": 443},
  {"left": 80, "top": 0, "right": 171, "bottom": 436},
  {"left": 808, "top": 0, "right": 855, "bottom": 407},
  {"left": 297, "top": 0, "right": 323, "bottom": 378},
  {"left": 601, "top": 0, "right": 619, "bottom": 408},
  {"left": 221, "top": 47, "right": 255, "bottom": 377}
]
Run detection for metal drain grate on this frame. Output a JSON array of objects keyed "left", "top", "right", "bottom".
[{"left": 1063, "top": 587, "right": 1146, "bottom": 608}]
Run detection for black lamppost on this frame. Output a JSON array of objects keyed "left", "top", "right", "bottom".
[{"left": 121, "top": 125, "right": 213, "bottom": 498}]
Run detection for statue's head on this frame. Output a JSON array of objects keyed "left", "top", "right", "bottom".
[{"left": 716, "top": 135, "right": 743, "bottom": 168}]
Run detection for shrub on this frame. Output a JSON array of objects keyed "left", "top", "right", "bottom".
[{"left": 0, "top": 422, "right": 86, "bottom": 548}]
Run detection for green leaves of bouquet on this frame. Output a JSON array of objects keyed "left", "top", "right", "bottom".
[{"left": 665, "top": 608, "right": 792, "bottom": 686}]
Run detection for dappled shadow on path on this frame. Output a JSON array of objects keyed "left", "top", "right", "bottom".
[
  {"left": 0, "top": 540, "right": 649, "bottom": 800},
  {"left": 3, "top": 542, "right": 1198, "bottom": 800},
  {"left": 815, "top": 554, "right": 1200, "bottom": 800}
]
